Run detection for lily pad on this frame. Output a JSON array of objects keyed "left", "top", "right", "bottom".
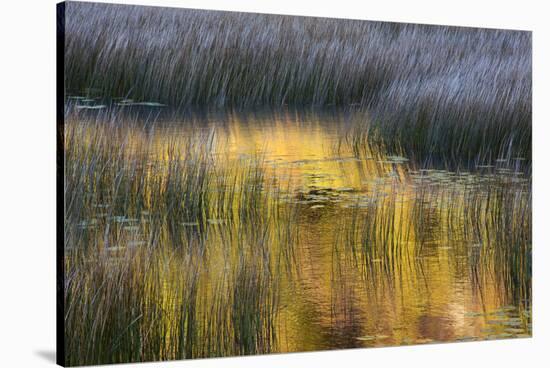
[{"left": 75, "top": 104, "right": 107, "bottom": 110}]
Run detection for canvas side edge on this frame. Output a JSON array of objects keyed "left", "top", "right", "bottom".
[{"left": 56, "top": 2, "right": 66, "bottom": 367}]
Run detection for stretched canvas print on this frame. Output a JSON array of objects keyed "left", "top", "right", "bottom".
[{"left": 57, "top": 1, "right": 532, "bottom": 366}]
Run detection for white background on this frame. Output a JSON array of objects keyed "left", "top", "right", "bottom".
[{"left": 0, "top": 0, "right": 548, "bottom": 367}]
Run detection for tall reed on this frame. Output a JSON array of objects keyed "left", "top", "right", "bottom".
[{"left": 63, "top": 111, "right": 299, "bottom": 365}]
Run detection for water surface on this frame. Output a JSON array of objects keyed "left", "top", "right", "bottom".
[{"left": 65, "top": 108, "right": 531, "bottom": 363}]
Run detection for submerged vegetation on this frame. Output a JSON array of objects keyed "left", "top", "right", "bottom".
[{"left": 61, "top": 2, "right": 531, "bottom": 366}]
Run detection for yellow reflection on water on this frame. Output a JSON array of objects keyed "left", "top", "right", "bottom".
[{"left": 65, "top": 110, "right": 531, "bottom": 363}]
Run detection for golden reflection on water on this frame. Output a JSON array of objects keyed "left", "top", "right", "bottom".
[
  {"left": 65, "top": 110, "right": 531, "bottom": 361},
  {"left": 144, "top": 111, "right": 530, "bottom": 351}
]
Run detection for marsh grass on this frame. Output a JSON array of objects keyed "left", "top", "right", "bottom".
[
  {"left": 63, "top": 112, "right": 301, "bottom": 365},
  {"left": 63, "top": 109, "right": 532, "bottom": 365},
  {"left": 331, "top": 168, "right": 531, "bottom": 307},
  {"left": 62, "top": 2, "right": 531, "bottom": 362},
  {"left": 64, "top": 2, "right": 531, "bottom": 165},
  {"left": 342, "top": 111, "right": 531, "bottom": 169}
]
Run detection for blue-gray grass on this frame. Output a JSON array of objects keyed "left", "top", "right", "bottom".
[{"left": 64, "top": 2, "right": 531, "bottom": 164}]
